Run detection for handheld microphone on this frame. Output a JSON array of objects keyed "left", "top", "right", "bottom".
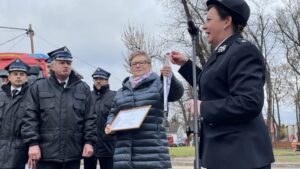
[{"left": 187, "top": 18, "right": 199, "bottom": 36}]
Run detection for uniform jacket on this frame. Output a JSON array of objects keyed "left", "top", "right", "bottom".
[
  {"left": 21, "top": 71, "right": 97, "bottom": 162},
  {"left": 107, "top": 73, "right": 183, "bottom": 169},
  {"left": 179, "top": 33, "right": 274, "bottom": 169},
  {"left": 92, "top": 84, "right": 116, "bottom": 157},
  {"left": 0, "top": 82, "right": 28, "bottom": 168}
]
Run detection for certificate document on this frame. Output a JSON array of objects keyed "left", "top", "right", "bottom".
[{"left": 111, "top": 105, "right": 152, "bottom": 132}]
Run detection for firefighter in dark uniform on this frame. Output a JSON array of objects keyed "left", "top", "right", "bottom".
[
  {"left": 169, "top": 0, "right": 275, "bottom": 168},
  {"left": 21, "top": 47, "right": 97, "bottom": 169},
  {"left": 84, "top": 67, "right": 116, "bottom": 169},
  {"left": 0, "top": 70, "right": 9, "bottom": 86},
  {"left": 0, "top": 59, "right": 30, "bottom": 169},
  {"left": 45, "top": 57, "right": 53, "bottom": 77}
]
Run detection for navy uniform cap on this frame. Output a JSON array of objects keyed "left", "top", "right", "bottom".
[
  {"left": 0, "top": 70, "right": 8, "bottom": 77},
  {"left": 92, "top": 67, "right": 110, "bottom": 79},
  {"left": 206, "top": 0, "right": 250, "bottom": 27},
  {"left": 5, "top": 58, "right": 30, "bottom": 73},
  {"left": 47, "top": 46, "right": 72, "bottom": 61}
]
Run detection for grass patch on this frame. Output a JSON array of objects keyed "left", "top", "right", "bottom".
[
  {"left": 275, "top": 156, "right": 300, "bottom": 162},
  {"left": 169, "top": 146, "right": 195, "bottom": 157},
  {"left": 273, "top": 149, "right": 297, "bottom": 156},
  {"left": 169, "top": 147, "right": 300, "bottom": 162}
]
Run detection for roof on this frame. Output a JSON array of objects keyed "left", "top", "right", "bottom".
[{"left": 0, "top": 53, "right": 47, "bottom": 69}]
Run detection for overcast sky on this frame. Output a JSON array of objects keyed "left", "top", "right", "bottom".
[
  {"left": 0, "top": 0, "right": 167, "bottom": 89},
  {"left": 0, "top": 0, "right": 296, "bottom": 125}
]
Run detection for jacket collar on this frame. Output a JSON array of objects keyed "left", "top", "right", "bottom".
[
  {"left": 204, "top": 33, "right": 242, "bottom": 69},
  {"left": 122, "top": 73, "right": 158, "bottom": 90},
  {"left": 93, "top": 84, "right": 109, "bottom": 95},
  {"left": 1, "top": 82, "right": 28, "bottom": 97},
  {"left": 49, "top": 71, "right": 80, "bottom": 88}
]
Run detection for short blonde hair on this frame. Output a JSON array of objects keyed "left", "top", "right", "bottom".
[{"left": 128, "top": 50, "right": 151, "bottom": 65}]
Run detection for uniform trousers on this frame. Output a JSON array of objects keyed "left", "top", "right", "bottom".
[
  {"left": 84, "top": 157, "right": 113, "bottom": 169},
  {"left": 207, "top": 164, "right": 271, "bottom": 169},
  {"left": 12, "top": 167, "right": 24, "bottom": 169},
  {"left": 37, "top": 160, "right": 80, "bottom": 169}
]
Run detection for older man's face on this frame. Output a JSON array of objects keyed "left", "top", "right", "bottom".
[{"left": 51, "top": 60, "right": 72, "bottom": 80}]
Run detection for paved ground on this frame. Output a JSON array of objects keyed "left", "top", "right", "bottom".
[
  {"left": 80, "top": 165, "right": 299, "bottom": 169},
  {"left": 172, "top": 166, "right": 299, "bottom": 169},
  {"left": 80, "top": 158, "right": 300, "bottom": 169},
  {"left": 171, "top": 157, "right": 300, "bottom": 169}
]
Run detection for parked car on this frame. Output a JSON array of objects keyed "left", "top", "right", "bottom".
[{"left": 178, "top": 142, "right": 187, "bottom": 146}]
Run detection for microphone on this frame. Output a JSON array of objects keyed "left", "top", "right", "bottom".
[{"left": 187, "top": 18, "right": 199, "bottom": 36}]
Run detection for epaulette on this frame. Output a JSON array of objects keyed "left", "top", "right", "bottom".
[
  {"left": 28, "top": 77, "right": 46, "bottom": 86},
  {"left": 81, "top": 81, "right": 91, "bottom": 91},
  {"left": 236, "top": 38, "right": 249, "bottom": 44}
]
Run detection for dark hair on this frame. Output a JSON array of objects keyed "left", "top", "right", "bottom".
[{"left": 208, "top": 4, "right": 244, "bottom": 33}]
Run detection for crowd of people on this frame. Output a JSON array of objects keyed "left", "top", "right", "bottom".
[
  {"left": 0, "top": 46, "right": 183, "bottom": 169},
  {"left": 0, "top": 0, "right": 275, "bottom": 169}
]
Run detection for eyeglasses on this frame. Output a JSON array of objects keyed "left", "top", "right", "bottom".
[{"left": 130, "top": 61, "right": 150, "bottom": 67}]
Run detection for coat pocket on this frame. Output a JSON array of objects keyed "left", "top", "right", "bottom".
[
  {"left": 0, "top": 101, "right": 5, "bottom": 115},
  {"left": 39, "top": 92, "right": 55, "bottom": 109},
  {"left": 0, "top": 101, "right": 5, "bottom": 128},
  {"left": 73, "top": 93, "right": 86, "bottom": 112},
  {"left": 39, "top": 133, "right": 58, "bottom": 159},
  {"left": 66, "top": 132, "right": 83, "bottom": 158}
]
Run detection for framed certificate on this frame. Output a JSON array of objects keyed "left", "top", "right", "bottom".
[{"left": 111, "top": 105, "right": 152, "bottom": 132}]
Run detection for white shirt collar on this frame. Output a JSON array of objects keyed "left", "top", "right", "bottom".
[
  {"left": 11, "top": 86, "right": 22, "bottom": 92},
  {"left": 58, "top": 77, "right": 69, "bottom": 88}
]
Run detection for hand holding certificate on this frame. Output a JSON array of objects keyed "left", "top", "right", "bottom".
[{"left": 108, "top": 105, "right": 152, "bottom": 132}]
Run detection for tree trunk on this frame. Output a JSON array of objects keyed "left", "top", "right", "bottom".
[
  {"left": 176, "top": 98, "right": 192, "bottom": 146},
  {"left": 295, "top": 77, "right": 300, "bottom": 141},
  {"left": 275, "top": 95, "right": 281, "bottom": 140},
  {"left": 265, "top": 68, "right": 274, "bottom": 140},
  {"left": 295, "top": 100, "right": 300, "bottom": 141}
]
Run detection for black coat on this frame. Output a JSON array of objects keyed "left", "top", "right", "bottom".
[
  {"left": 0, "top": 83, "right": 28, "bottom": 168},
  {"left": 92, "top": 85, "right": 116, "bottom": 157},
  {"left": 107, "top": 73, "right": 183, "bottom": 169},
  {"left": 21, "top": 71, "right": 97, "bottom": 162},
  {"left": 179, "top": 33, "right": 274, "bottom": 169}
]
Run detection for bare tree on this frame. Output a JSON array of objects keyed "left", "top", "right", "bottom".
[
  {"left": 121, "top": 23, "right": 162, "bottom": 72},
  {"left": 285, "top": 69, "right": 300, "bottom": 140},
  {"left": 158, "top": 0, "right": 211, "bottom": 67},
  {"left": 275, "top": 0, "right": 300, "bottom": 75},
  {"left": 275, "top": 0, "right": 300, "bottom": 139},
  {"left": 271, "top": 63, "right": 290, "bottom": 140},
  {"left": 245, "top": 0, "right": 281, "bottom": 139},
  {"left": 295, "top": 79, "right": 300, "bottom": 140}
]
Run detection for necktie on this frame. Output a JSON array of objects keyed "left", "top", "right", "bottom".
[
  {"left": 12, "top": 89, "right": 18, "bottom": 98},
  {"left": 60, "top": 82, "right": 66, "bottom": 88}
]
